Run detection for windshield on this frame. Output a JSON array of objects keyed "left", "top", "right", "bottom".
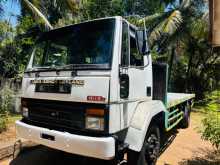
[{"left": 32, "top": 19, "right": 115, "bottom": 70}]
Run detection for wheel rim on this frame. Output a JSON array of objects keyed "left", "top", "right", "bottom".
[{"left": 145, "top": 133, "right": 160, "bottom": 163}]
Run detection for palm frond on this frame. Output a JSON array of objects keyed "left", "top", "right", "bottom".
[
  {"left": 163, "top": 10, "right": 183, "bottom": 34},
  {"left": 190, "top": 18, "right": 208, "bottom": 39},
  {"left": 22, "top": 0, "right": 53, "bottom": 30},
  {"left": 50, "top": 0, "right": 78, "bottom": 15},
  {"left": 66, "top": 0, "right": 78, "bottom": 13},
  {"left": 149, "top": 10, "right": 183, "bottom": 45},
  {"left": 179, "top": 0, "right": 191, "bottom": 10},
  {"left": 139, "top": 13, "right": 164, "bottom": 25},
  {"left": 202, "top": 11, "right": 209, "bottom": 22},
  {"left": 148, "top": 22, "right": 164, "bottom": 45}
]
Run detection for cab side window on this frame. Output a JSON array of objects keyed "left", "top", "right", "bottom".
[
  {"left": 121, "top": 21, "right": 129, "bottom": 66},
  {"left": 130, "top": 35, "right": 143, "bottom": 66}
]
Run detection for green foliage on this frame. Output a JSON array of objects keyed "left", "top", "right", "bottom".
[
  {"left": 83, "top": 0, "right": 124, "bottom": 20},
  {"left": 0, "top": 21, "right": 18, "bottom": 77},
  {"left": 200, "top": 90, "right": 220, "bottom": 149},
  {"left": 0, "top": 16, "right": 36, "bottom": 78},
  {"left": 15, "top": 16, "right": 37, "bottom": 77},
  {"left": 125, "top": 0, "right": 166, "bottom": 16},
  {"left": 20, "top": 0, "right": 81, "bottom": 28},
  {"left": 201, "top": 111, "right": 220, "bottom": 149},
  {"left": 16, "top": 15, "right": 36, "bottom": 35},
  {"left": 0, "top": 83, "right": 14, "bottom": 115},
  {"left": 0, "top": 116, "right": 7, "bottom": 133},
  {"left": 0, "top": 15, "right": 41, "bottom": 78},
  {"left": 0, "top": 21, "right": 13, "bottom": 46},
  {"left": 141, "top": 0, "right": 219, "bottom": 99},
  {"left": 0, "top": 83, "right": 14, "bottom": 133},
  {"left": 202, "top": 90, "right": 220, "bottom": 111}
]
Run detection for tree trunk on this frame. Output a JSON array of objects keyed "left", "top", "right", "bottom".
[
  {"left": 186, "top": 43, "right": 194, "bottom": 92},
  {"left": 168, "top": 47, "right": 175, "bottom": 84}
]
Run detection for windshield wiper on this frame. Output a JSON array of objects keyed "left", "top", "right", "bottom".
[{"left": 28, "top": 65, "right": 58, "bottom": 71}]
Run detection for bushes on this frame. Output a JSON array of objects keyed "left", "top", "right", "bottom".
[
  {"left": 201, "top": 112, "right": 220, "bottom": 149},
  {"left": 204, "top": 90, "right": 220, "bottom": 111},
  {"left": 0, "top": 115, "right": 7, "bottom": 133},
  {"left": 201, "top": 90, "right": 220, "bottom": 149},
  {"left": 0, "top": 83, "right": 14, "bottom": 133}
]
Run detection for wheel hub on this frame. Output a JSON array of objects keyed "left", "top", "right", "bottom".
[{"left": 145, "top": 134, "right": 160, "bottom": 161}]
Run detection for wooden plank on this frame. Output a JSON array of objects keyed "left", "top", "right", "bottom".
[{"left": 209, "top": 0, "right": 220, "bottom": 47}]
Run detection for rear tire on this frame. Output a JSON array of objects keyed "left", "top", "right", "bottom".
[
  {"left": 179, "top": 104, "right": 191, "bottom": 129},
  {"left": 127, "top": 125, "right": 161, "bottom": 165}
]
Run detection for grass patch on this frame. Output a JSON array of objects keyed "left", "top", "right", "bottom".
[
  {"left": 191, "top": 110, "right": 206, "bottom": 126},
  {"left": 193, "top": 91, "right": 220, "bottom": 149},
  {"left": 0, "top": 116, "right": 7, "bottom": 133},
  {"left": 0, "top": 114, "right": 21, "bottom": 133},
  {"left": 7, "top": 114, "right": 21, "bottom": 124}
]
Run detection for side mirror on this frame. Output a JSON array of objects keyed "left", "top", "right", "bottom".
[
  {"left": 120, "top": 74, "right": 129, "bottom": 99},
  {"left": 135, "top": 30, "right": 149, "bottom": 55}
]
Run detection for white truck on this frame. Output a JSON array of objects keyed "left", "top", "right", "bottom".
[{"left": 16, "top": 16, "right": 195, "bottom": 165}]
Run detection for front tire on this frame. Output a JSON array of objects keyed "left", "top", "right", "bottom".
[{"left": 127, "top": 125, "right": 161, "bottom": 165}]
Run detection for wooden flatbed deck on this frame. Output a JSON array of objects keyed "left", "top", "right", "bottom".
[{"left": 167, "top": 93, "right": 195, "bottom": 108}]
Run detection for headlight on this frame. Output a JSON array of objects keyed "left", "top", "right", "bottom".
[
  {"left": 22, "top": 107, "right": 29, "bottom": 118},
  {"left": 85, "top": 108, "right": 105, "bottom": 131},
  {"left": 86, "top": 117, "right": 104, "bottom": 131}
]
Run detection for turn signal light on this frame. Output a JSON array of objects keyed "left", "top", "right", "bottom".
[{"left": 86, "top": 109, "right": 105, "bottom": 117}]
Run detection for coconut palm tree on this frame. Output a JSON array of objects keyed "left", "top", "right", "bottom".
[
  {"left": 130, "top": 0, "right": 208, "bottom": 90},
  {"left": 125, "top": 0, "right": 190, "bottom": 84},
  {"left": 136, "top": 0, "right": 191, "bottom": 47},
  {"left": 22, "top": 0, "right": 53, "bottom": 30},
  {"left": 18, "top": 0, "right": 79, "bottom": 30}
]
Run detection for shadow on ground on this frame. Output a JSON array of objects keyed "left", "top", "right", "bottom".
[
  {"left": 179, "top": 149, "right": 220, "bottom": 165},
  {"left": 10, "top": 130, "right": 219, "bottom": 165},
  {"left": 10, "top": 145, "right": 112, "bottom": 165},
  {"left": 159, "top": 129, "right": 178, "bottom": 157},
  {"left": 9, "top": 131, "right": 179, "bottom": 165}
]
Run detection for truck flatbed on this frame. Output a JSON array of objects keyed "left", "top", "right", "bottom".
[{"left": 167, "top": 93, "right": 195, "bottom": 108}]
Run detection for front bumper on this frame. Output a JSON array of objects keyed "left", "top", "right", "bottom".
[{"left": 16, "top": 120, "right": 115, "bottom": 160}]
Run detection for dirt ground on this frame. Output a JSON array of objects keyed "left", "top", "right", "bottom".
[
  {"left": 0, "top": 115, "right": 21, "bottom": 147},
  {"left": 0, "top": 112, "right": 219, "bottom": 165},
  {"left": 157, "top": 111, "right": 219, "bottom": 165},
  {"left": 0, "top": 124, "right": 16, "bottom": 143}
]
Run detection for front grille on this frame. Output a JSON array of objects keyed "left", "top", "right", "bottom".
[
  {"left": 29, "top": 106, "right": 85, "bottom": 130},
  {"left": 25, "top": 99, "right": 85, "bottom": 131},
  {"left": 22, "top": 98, "right": 109, "bottom": 135}
]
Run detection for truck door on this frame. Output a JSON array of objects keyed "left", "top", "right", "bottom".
[
  {"left": 127, "top": 29, "right": 148, "bottom": 99},
  {"left": 120, "top": 21, "right": 152, "bottom": 128},
  {"left": 121, "top": 22, "right": 151, "bottom": 100}
]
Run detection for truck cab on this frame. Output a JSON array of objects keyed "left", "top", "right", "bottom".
[{"left": 16, "top": 16, "right": 194, "bottom": 165}]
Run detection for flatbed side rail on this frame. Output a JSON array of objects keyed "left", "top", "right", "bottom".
[{"left": 165, "top": 108, "right": 183, "bottom": 131}]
